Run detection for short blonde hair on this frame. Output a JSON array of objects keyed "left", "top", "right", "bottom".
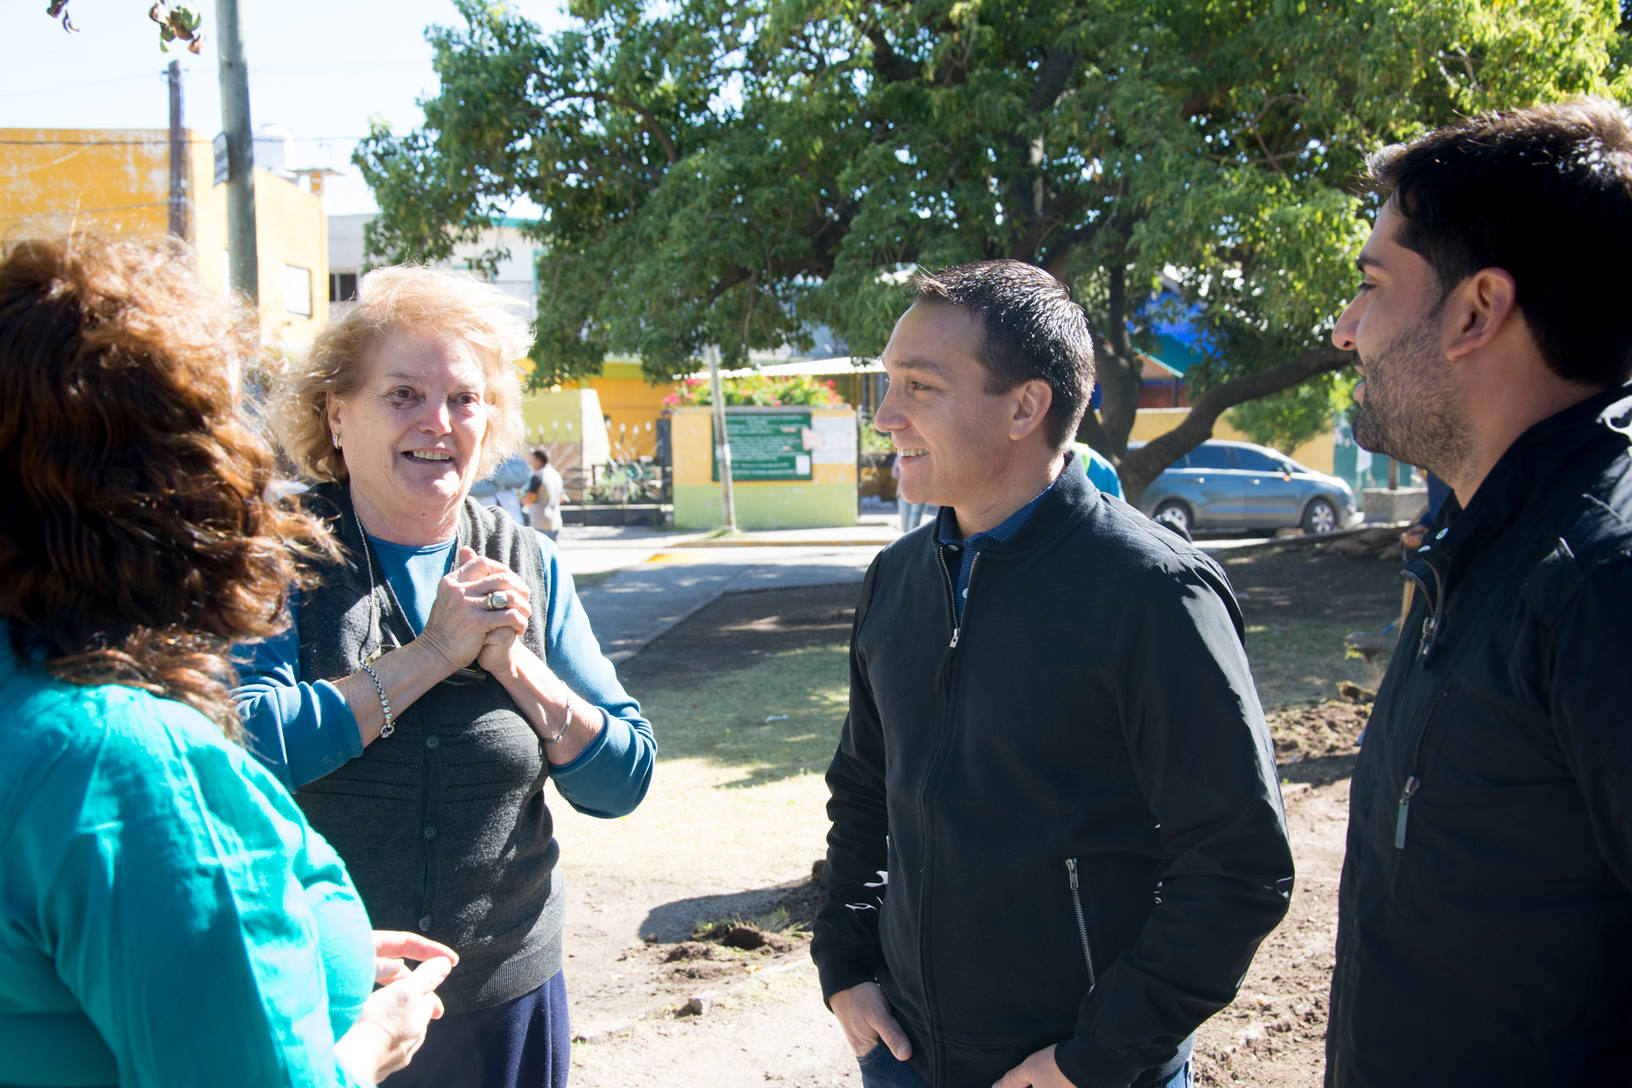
[{"left": 277, "top": 265, "right": 533, "bottom": 482}]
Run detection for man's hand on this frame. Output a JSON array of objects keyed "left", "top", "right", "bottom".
[
  {"left": 829, "top": 981, "right": 912, "bottom": 1061},
  {"left": 993, "top": 1044, "right": 1078, "bottom": 1088}
]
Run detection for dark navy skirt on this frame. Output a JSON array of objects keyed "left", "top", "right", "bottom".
[{"left": 384, "top": 970, "right": 570, "bottom": 1088}]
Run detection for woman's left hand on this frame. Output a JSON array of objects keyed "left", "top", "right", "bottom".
[
  {"left": 416, "top": 548, "right": 532, "bottom": 672},
  {"left": 371, "top": 930, "right": 458, "bottom": 987}
]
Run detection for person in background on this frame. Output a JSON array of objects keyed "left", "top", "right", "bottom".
[
  {"left": 0, "top": 235, "right": 455, "bottom": 1087},
  {"left": 814, "top": 260, "right": 1293, "bottom": 1088},
  {"left": 522, "top": 445, "right": 565, "bottom": 541},
  {"left": 1069, "top": 441, "right": 1124, "bottom": 499},
  {"left": 1398, "top": 470, "right": 1453, "bottom": 553},
  {"left": 1326, "top": 98, "right": 1632, "bottom": 1085},
  {"left": 235, "top": 265, "right": 655, "bottom": 1088},
  {"left": 472, "top": 452, "right": 531, "bottom": 523},
  {"left": 1395, "top": 471, "right": 1455, "bottom": 630}
]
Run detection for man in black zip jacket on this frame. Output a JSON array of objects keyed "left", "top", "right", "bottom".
[
  {"left": 811, "top": 260, "right": 1295, "bottom": 1088},
  {"left": 1326, "top": 99, "right": 1632, "bottom": 1086}
]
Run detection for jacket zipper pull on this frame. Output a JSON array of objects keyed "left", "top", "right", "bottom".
[
  {"left": 1394, "top": 775, "right": 1421, "bottom": 849},
  {"left": 1418, "top": 614, "right": 1438, "bottom": 660},
  {"left": 933, "top": 627, "right": 959, "bottom": 694}
]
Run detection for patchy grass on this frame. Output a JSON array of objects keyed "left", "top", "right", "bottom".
[
  {"left": 1245, "top": 615, "right": 1393, "bottom": 710},
  {"left": 644, "top": 644, "right": 850, "bottom": 787}
]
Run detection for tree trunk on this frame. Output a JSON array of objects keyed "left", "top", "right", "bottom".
[{"left": 1114, "top": 345, "right": 1353, "bottom": 506}]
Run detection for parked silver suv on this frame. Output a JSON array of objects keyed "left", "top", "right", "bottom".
[{"left": 1139, "top": 439, "right": 1360, "bottom": 536}]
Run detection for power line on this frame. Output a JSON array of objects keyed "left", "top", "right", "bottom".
[{"left": 0, "top": 71, "right": 168, "bottom": 100}]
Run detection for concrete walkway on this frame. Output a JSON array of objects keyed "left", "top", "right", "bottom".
[
  {"left": 562, "top": 512, "right": 900, "bottom": 663},
  {"left": 560, "top": 505, "right": 1380, "bottom": 664}
]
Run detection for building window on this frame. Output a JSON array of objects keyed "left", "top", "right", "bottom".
[
  {"left": 284, "top": 265, "right": 313, "bottom": 318},
  {"left": 330, "top": 271, "right": 358, "bottom": 302}
]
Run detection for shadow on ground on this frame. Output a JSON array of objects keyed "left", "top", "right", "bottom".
[{"left": 638, "top": 874, "right": 823, "bottom": 943}]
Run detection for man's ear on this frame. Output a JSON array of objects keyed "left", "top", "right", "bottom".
[
  {"left": 1009, "top": 379, "right": 1054, "bottom": 441},
  {"left": 1444, "top": 267, "right": 1518, "bottom": 361}
]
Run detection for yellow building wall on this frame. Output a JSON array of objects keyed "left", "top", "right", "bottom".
[
  {"left": 1129, "top": 408, "right": 1336, "bottom": 473},
  {"left": 0, "top": 127, "right": 326, "bottom": 348},
  {"left": 570, "top": 358, "right": 671, "bottom": 459},
  {"left": 0, "top": 127, "right": 173, "bottom": 241},
  {"left": 250, "top": 165, "right": 327, "bottom": 349},
  {"left": 670, "top": 405, "right": 858, "bottom": 529},
  {"left": 563, "top": 359, "right": 875, "bottom": 463}
]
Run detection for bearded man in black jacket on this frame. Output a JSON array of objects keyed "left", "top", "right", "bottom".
[
  {"left": 811, "top": 260, "right": 1295, "bottom": 1088},
  {"left": 1325, "top": 99, "right": 1632, "bottom": 1086}
]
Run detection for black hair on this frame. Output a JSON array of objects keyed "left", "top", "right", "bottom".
[
  {"left": 909, "top": 260, "right": 1094, "bottom": 447},
  {"left": 1369, "top": 97, "right": 1632, "bottom": 388}
]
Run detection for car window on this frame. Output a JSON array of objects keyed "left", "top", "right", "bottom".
[
  {"left": 1185, "top": 444, "right": 1236, "bottom": 470},
  {"left": 1232, "top": 447, "right": 1284, "bottom": 472}
]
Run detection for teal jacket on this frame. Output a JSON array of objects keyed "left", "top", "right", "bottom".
[{"left": 0, "top": 623, "right": 375, "bottom": 1087}]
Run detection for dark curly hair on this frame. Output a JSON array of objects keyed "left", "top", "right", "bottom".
[{"left": 0, "top": 236, "right": 335, "bottom": 736}]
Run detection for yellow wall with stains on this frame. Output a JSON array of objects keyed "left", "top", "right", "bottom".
[{"left": 0, "top": 127, "right": 328, "bottom": 347}]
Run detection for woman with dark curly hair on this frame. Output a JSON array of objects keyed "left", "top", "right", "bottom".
[
  {"left": 0, "top": 236, "right": 457, "bottom": 1087},
  {"left": 234, "top": 265, "right": 655, "bottom": 1088}
]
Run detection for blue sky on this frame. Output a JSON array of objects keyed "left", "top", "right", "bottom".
[{"left": 3, "top": 0, "right": 568, "bottom": 215}]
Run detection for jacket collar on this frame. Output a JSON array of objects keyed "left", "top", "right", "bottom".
[
  {"left": 932, "top": 449, "right": 1098, "bottom": 559},
  {"left": 1460, "top": 383, "right": 1632, "bottom": 538}
]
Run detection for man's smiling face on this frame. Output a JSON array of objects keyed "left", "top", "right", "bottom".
[{"left": 874, "top": 302, "right": 1025, "bottom": 521}]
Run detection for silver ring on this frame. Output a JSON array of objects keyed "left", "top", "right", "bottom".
[{"left": 485, "top": 591, "right": 510, "bottom": 612}]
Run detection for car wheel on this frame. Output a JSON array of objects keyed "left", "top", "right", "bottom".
[
  {"left": 1302, "top": 497, "right": 1338, "bottom": 534},
  {"left": 1152, "top": 501, "right": 1193, "bottom": 539}
]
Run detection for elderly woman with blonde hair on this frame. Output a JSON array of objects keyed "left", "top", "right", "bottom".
[{"left": 235, "top": 266, "right": 655, "bottom": 1088}]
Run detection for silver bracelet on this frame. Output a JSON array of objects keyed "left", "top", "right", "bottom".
[
  {"left": 544, "top": 696, "right": 571, "bottom": 745},
  {"left": 359, "top": 662, "right": 395, "bottom": 738}
]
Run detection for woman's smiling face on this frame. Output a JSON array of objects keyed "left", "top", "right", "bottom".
[{"left": 328, "top": 327, "right": 490, "bottom": 543}]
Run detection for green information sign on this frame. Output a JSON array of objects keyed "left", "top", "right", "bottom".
[{"left": 711, "top": 411, "right": 814, "bottom": 481}]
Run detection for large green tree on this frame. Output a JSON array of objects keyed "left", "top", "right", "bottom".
[{"left": 359, "top": 0, "right": 1625, "bottom": 502}]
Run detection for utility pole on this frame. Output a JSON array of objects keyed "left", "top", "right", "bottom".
[
  {"left": 215, "top": 0, "right": 257, "bottom": 300},
  {"left": 707, "top": 345, "right": 738, "bottom": 531},
  {"left": 166, "top": 60, "right": 189, "bottom": 240}
]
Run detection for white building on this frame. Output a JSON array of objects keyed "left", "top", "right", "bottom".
[{"left": 327, "top": 213, "right": 543, "bottom": 319}]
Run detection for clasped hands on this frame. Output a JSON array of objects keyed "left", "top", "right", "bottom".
[
  {"left": 829, "top": 982, "right": 1078, "bottom": 1088},
  {"left": 417, "top": 547, "right": 534, "bottom": 675}
]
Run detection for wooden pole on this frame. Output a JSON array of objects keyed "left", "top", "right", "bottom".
[
  {"left": 215, "top": 0, "right": 257, "bottom": 300},
  {"left": 166, "top": 61, "right": 189, "bottom": 240}
]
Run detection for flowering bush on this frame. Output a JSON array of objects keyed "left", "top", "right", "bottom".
[{"left": 663, "top": 373, "right": 844, "bottom": 409}]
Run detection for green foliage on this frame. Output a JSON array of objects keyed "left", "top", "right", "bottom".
[
  {"left": 663, "top": 373, "right": 844, "bottom": 408},
  {"left": 1231, "top": 374, "right": 1356, "bottom": 454},
  {"left": 46, "top": 1, "right": 203, "bottom": 52},
  {"left": 358, "top": 0, "right": 1628, "bottom": 488}
]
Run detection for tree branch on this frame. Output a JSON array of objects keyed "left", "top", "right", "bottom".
[{"left": 1118, "top": 344, "right": 1354, "bottom": 502}]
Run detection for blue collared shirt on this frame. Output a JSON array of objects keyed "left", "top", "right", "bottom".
[{"left": 935, "top": 474, "right": 1060, "bottom": 624}]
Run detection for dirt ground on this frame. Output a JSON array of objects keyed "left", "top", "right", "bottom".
[{"left": 557, "top": 539, "right": 1403, "bottom": 1087}]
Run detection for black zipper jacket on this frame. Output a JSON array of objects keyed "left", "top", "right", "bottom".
[
  {"left": 813, "top": 462, "right": 1294, "bottom": 1088},
  {"left": 1326, "top": 386, "right": 1632, "bottom": 1087}
]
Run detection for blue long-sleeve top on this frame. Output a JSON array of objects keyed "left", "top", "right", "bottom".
[{"left": 234, "top": 530, "right": 654, "bottom": 820}]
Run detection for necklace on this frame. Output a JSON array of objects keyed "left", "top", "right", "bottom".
[{"left": 351, "top": 499, "right": 485, "bottom": 684}]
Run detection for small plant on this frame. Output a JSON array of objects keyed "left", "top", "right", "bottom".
[
  {"left": 586, "top": 458, "right": 664, "bottom": 504},
  {"left": 664, "top": 373, "right": 844, "bottom": 409}
]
